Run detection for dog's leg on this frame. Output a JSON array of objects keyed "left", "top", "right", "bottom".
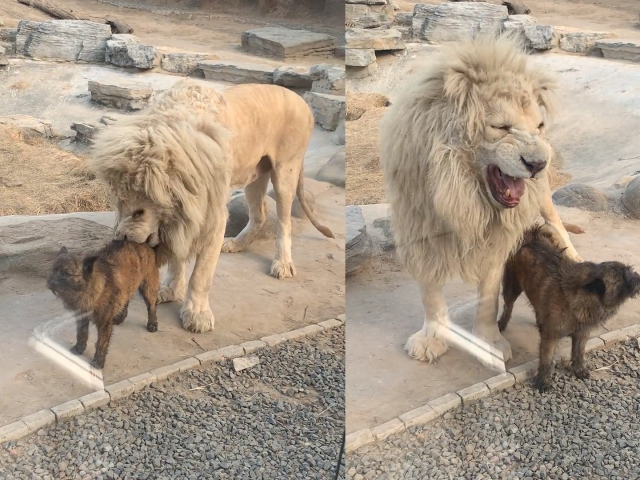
[
  {"left": 571, "top": 330, "right": 591, "bottom": 380},
  {"left": 498, "top": 263, "right": 521, "bottom": 333},
  {"left": 70, "top": 313, "right": 91, "bottom": 355},
  {"left": 472, "top": 263, "right": 513, "bottom": 366},
  {"left": 405, "top": 279, "right": 450, "bottom": 363},
  {"left": 113, "top": 301, "right": 129, "bottom": 325},
  {"left": 533, "top": 329, "right": 559, "bottom": 393},
  {"left": 180, "top": 220, "right": 226, "bottom": 333},
  {"left": 268, "top": 162, "right": 298, "bottom": 279},
  {"left": 157, "top": 255, "right": 186, "bottom": 304},
  {"left": 222, "top": 173, "right": 270, "bottom": 253},
  {"left": 91, "top": 312, "right": 114, "bottom": 370},
  {"left": 140, "top": 281, "right": 158, "bottom": 333},
  {"left": 540, "top": 172, "right": 582, "bottom": 261}
]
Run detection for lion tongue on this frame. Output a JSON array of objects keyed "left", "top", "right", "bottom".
[{"left": 502, "top": 174, "right": 525, "bottom": 200}]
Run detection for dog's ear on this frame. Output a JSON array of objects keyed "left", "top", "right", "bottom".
[
  {"left": 583, "top": 277, "right": 606, "bottom": 298},
  {"left": 58, "top": 246, "right": 68, "bottom": 256},
  {"left": 82, "top": 256, "right": 98, "bottom": 279}
]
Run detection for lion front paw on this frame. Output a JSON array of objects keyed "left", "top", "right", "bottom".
[
  {"left": 405, "top": 331, "right": 449, "bottom": 363},
  {"left": 180, "top": 306, "right": 215, "bottom": 333},
  {"left": 221, "top": 238, "right": 246, "bottom": 254},
  {"left": 270, "top": 260, "right": 296, "bottom": 279},
  {"left": 157, "top": 285, "right": 184, "bottom": 304}
]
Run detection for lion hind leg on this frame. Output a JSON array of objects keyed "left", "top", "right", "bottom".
[
  {"left": 406, "top": 280, "right": 451, "bottom": 362},
  {"left": 269, "top": 163, "right": 298, "bottom": 279},
  {"left": 222, "top": 173, "right": 270, "bottom": 254}
]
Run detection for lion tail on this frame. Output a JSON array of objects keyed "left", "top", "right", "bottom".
[
  {"left": 563, "top": 222, "right": 586, "bottom": 234},
  {"left": 296, "top": 168, "right": 335, "bottom": 239}
]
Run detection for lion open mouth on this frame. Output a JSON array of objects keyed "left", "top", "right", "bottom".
[{"left": 487, "top": 165, "right": 526, "bottom": 208}]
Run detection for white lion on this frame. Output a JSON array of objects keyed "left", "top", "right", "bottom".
[
  {"left": 91, "top": 80, "right": 334, "bottom": 333},
  {"left": 380, "top": 35, "right": 581, "bottom": 368}
]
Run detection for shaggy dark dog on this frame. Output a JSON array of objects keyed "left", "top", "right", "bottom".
[{"left": 499, "top": 225, "right": 640, "bottom": 392}]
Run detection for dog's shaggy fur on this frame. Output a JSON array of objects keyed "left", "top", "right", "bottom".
[
  {"left": 90, "top": 80, "right": 333, "bottom": 333},
  {"left": 47, "top": 242, "right": 159, "bottom": 369},
  {"left": 499, "top": 225, "right": 640, "bottom": 392},
  {"left": 380, "top": 34, "right": 582, "bottom": 367}
]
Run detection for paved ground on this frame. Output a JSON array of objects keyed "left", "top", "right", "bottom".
[
  {"left": 347, "top": 338, "right": 640, "bottom": 480},
  {"left": 0, "top": 326, "right": 345, "bottom": 480}
]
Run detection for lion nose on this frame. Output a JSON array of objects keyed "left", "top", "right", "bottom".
[{"left": 520, "top": 156, "right": 547, "bottom": 176}]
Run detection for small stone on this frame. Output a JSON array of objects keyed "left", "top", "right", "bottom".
[
  {"left": 523, "top": 25, "right": 554, "bottom": 50},
  {"left": 88, "top": 80, "right": 154, "bottom": 111},
  {"left": 272, "top": 65, "right": 312, "bottom": 88},
  {"left": 309, "top": 64, "right": 345, "bottom": 95},
  {"left": 105, "top": 34, "right": 158, "bottom": 69},
  {"left": 560, "top": 32, "right": 612, "bottom": 54},
  {"left": 161, "top": 52, "right": 218, "bottom": 76},
  {"left": 303, "top": 92, "right": 345, "bottom": 131},
  {"left": 345, "top": 48, "right": 376, "bottom": 67},
  {"left": 233, "top": 355, "right": 260, "bottom": 372},
  {"left": 71, "top": 122, "right": 98, "bottom": 143}
]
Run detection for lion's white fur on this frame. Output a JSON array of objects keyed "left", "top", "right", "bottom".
[{"left": 380, "top": 35, "right": 579, "bottom": 366}]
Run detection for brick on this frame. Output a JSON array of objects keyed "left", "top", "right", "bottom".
[
  {"left": 196, "top": 349, "right": 224, "bottom": 365},
  {"left": 599, "top": 329, "right": 629, "bottom": 345},
  {"left": 105, "top": 379, "right": 137, "bottom": 403},
  {"left": 51, "top": 400, "right": 84, "bottom": 423},
  {"left": 240, "top": 340, "right": 266, "bottom": 354},
  {"left": 175, "top": 357, "right": 200, "bottom": 372},
  {"left": 319, "top": 318, "right": 342, "bottom": 330},
  {"left": 300, "top": 324, "right": 324, "bottom": 337},
  {"left": 399, "top": 404, "right": 436, "bottom": 429},
  {"left": 282, "top": 328, "right": 307, "bottom": 341},
  {"left": 0, "top": 421, "right": 29, "bottom": 444},
  {"left": 345, "top": 428, "right": 374, "bottom": 454},
  {"left": 484, "top": 372, "right": 515, "bottom": 392},
  {"left": 370, "top": 418, "right": 405, "bottom": 441},
  {"left": 261, "top": 333, "right": 287, "bottom": 347},
  {"left": 509, "top": 360, "right": 538, "bottom": 383},
  {"left": 151, "top": 363, "right": 183, "bottom": 383},
  {"left": 128, "top": 372, "right": 155, "bottom": 391},
  {"left": 78, "top": 390, "right": 110, "bottom": 411},
  {"left": 585, "top": 337, "right": 605, "bottom": 352},
  {"left": 336, "top": 314, "right": 345, "bottom": 324},
  {"left": 218, "top": 345, "right": 244, "bottom": 359},
  {"left": 621, "top": 324, "right": 640, "bottom": 338},
  {"left": 427, "top": 393, "right": 461, "bottom": 416},
  {"left": 21, "top": 410, "right": 55, "bottom": 434},
  {"left": 457, "top": 382, "right": 490, "bottom": 406}
]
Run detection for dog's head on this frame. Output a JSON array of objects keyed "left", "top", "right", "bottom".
[
  {"left": 583, "top": 262, "right": 640, "bottom": 308},
  {"left": 47, "top": 246, "right": 96, "bottom": 298}
]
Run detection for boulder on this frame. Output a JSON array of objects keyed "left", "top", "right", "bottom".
[
  {"left": 241, "top": 27, "right": 337, "bottom": 59},
  {"left": 412, "top": 3, "right": 508, "bottom": 43},
  {"left": 332, "top": 120, "right": 346, "bottom": 146},
  {"left": 595, "top": 39, "right": 640, "bottom": 63},
  {"left": 105, "top": 34, "right": 158, "bottom": 69},
  {"left": 198, "top": 60, "right": 274, "bottom": 84},
  {"left": 559, "top": 32, "right": 612, "bottom": 54},
  {"left": 622, "top": 176, "right": 640, "bottom": 219},
  {"left": 0, "top": 115, "right": 53, "bottom": 138},
  {"left": 71, "top": 122, "right": 99, "bottom": 143},
  {"left": 347, "top": 62, "right": 379, "bottom": 79},
  {"left": 345, "top": 48, "right": 376, "bottom": 67},
  {"left": 0, "top": 28, "right": 16, "bottom": 56},
  {"left": 309, "top": 64, "right": 345, "bottom": 95},
  {"left": 315, "top": 151, "right": 345, "bottom": 188},
  {"left": 552, "top": 184, "right": 615, "bottom": 212},
  {"left": 0, "top": 218, "right": 113, "bottom": 279},
  {"left": 346, "top": 28, "right": 406, "bottom": 51},
  {"left": 0, "top": 45, "right": 7, "bottom": 66},
  {"left": 395, "top": 12, "right": 413, "bottom": 26},
  {"left": 272, "top": 66, "right": 312, "bottom": 88},
  {"left": 346, "top": 206, "right": 373, "bottom": 277},
  {"left": 523, "top": 25, "right": 554, "bottom": 50},
  {"left": 346, "top": 4, "right": 372, "bottom": 24},
  {"left": 303, "top": 92, "right": 345, "bottom": 131},
  {"left": 225, "top": 194, "right": 302, "bottom": 238},
  {"left": 161, "top": 52, "right": 218, "bottom": 76},
  {"left": 17, "top": 20, "right": 111, "bottom": 63},
  {"left": 267, "top": 188, "right": 315, "bottom": 219},
  {"left": 88, "top": 80, "right": 155, "bottom": 111}
]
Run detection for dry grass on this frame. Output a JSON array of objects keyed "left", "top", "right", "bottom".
[
  {"left": 0, "top": 125, "right": 110, "bottom": 216},
  {"left": 346, "top": 92, "right": 570, "bottom": 206}
]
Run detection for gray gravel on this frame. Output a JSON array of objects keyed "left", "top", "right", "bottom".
[
  {"left": 0, "top": 326, "right": 345, "bottom": 480},
  {"left": 347, "top": 339, "right": 640, "bottom": 480}
]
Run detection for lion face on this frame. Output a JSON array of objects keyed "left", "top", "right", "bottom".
[
  {"left": 475, "top": 93, "right": 552, "bottom": 209},
  {"left": 114, "top": 198, "right": 161, "bottom": 247}
]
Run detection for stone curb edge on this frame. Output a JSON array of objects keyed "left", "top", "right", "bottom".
[
  {"left": 345, "top": 323, "right": 640, "bottom": 454},
  {"left": 0, "top": 313, "right": 346, "bottom": 445}
]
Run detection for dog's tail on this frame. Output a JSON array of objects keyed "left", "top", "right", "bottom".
[{"left": 296, "top": 167, "right": 335, "bottom": 239}]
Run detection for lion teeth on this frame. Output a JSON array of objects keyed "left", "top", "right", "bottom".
[{"left": 505, "top": 188, "right": 511, "bottom": 198}]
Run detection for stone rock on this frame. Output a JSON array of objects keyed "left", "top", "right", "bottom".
[
  {"left": 315, "top": 151, "right": 345, "bottom": 188},
  {"left": 346, "top": 4, "right": 372, "bottom": 24},
  {"left": 346, "top": 206, "right": 373, "bottom": 277},
  {"left": 523, "top": 25, "right": 554, "bottom": 50},
  {"left": 0, "top": 218, "right": 113, "bottom": 279},
  {"left": 0, "top": 115, "right": 53, "bottom": 137},
  {"left": 396, "top": 26, "right": 412, "bottom": 42},
  {"left": 71, "top": 122, "right": 99, "bottom": 143},
  {"left": 347, "top": 62, "right": 379, "bottom": 79},
  {"left": 309, "top": 64, "right": 345, "bottom": 95},
  {"left": 233, "top": 356, "right": 260, "bottom": 372},
  {"left": 303, "top": 92, "right": 345, "bottom": 131},
  {"left": 105, "top": 34, "right": 158, "bottom": 69},
  {"left": 346, "top": 28, "right": 406, "bottom": 51},
  {"left": 267, "top": 188, "right": 315, "bottom": 219},
  {"left": 161, "top": 52, "right": 218, "bottom": 76},
  {"left": 17, "top": 20, "right": 112, "bottom": 63},
  {"left": 198, "top": 60, "right": 274, "bottom": 84},
  {"left": 372, "top": 216, "right": 395, "bottom": 251},
  {"left": 345, "top": 48, "right": 376, "bottom": 67},
  {"left": 613, "top": 174, "right": 639, "bottom": 189},
  {"left": 0, "top": 45, "right": 7, "bottom": 66},
  {"left": 559, "top": 32, "right": 612, "bottom": 54},
  {"left": 552, "top": 184, "right": 615, "bottom": 212},
  {"left": 622, "top": 176, "right": 640, "bottom": 219},
  {"left": 0, "top": 28, "right": 16, "bottom": 56},
  {"left": 595, "top": 39, "right": 640, "bottom": 63},
  {"left": 352, "top": 14, "right": 384, "bottom": 29},
  {"left": 88, "top": 80, "right": 155, "bottom": 111},
  {"left": 412, "top": 3, "right": 508, "bottom": 43},
  {"left": 395, "top": 12, "right": 413, "bottom": 26},
  {"left": 272, "top": 66, "right": 312, "bottom": 88},
  {"left": 502, "top": 14, "right": 537, "bottom": 30},
  {"left": 346, "top": 0, "right": 388, "bottom": 4},
  {"left": 334, "top": 46, "right": 346, "bottom": 58},
  {"left": 241, "top": 27, "right": 337, "bottom": 59},
  {"left": 503, "top": 1, "right": 531, "bottom": 15},
  {"left": 225, "top": 194, "right": 302, "bottom": 238},
  {"left": 332, "top": 119, "right": 345, "bottom": 146}
]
